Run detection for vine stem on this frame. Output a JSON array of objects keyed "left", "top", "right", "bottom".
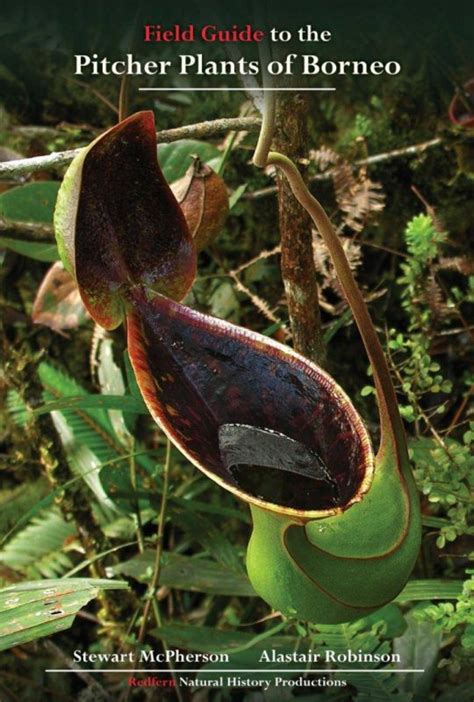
[
  {"left": 138, "top": 438, "right": 172, "bottom": 643},
  {"left": 253, "top": 89, "right": 275, "bottom": 168},
  {"left": 253, "top": 88, "right": 324, "bottom": 362},
  {"left": 266, "top": 151, "right": 406, "bottom": 459},
  {"left": 135, "top": 438, "right": 182, "bottom": 700},
  {"left": 245, "top": 137, "right": 442, "bottom": 200},
  {"left": 129, "top": 436, "right": 145, "bottom": 554}
]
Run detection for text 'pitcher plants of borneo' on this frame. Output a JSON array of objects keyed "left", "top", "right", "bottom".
[{"left": 54, "top": 110, "right": 421, "bottom": 624}]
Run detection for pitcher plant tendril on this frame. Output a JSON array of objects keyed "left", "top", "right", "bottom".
[{"left": 54, "top": 109, "right": 421, "bottom": 624}]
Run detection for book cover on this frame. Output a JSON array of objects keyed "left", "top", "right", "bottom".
[{"left": 0, "top": 1, "right": 472, "bottom": 700}]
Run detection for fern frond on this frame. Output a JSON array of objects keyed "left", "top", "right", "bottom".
[
  {"left": 6, "top": 389, "right": 30, "bottom": 427},
  {"left": 313, "top": 233, "right": 362, "bottom": 285},
  {"left": 0, "top": 509, "right": 75, "bottom": 579},
  {"left": 313, "top": 619, "right": 412, "bottom": 701},
  {"left": 7, "top": 362, "right": 159, "bottom": 512},
  {"left": 309, "top": 145, "right": 340, "bottom": 171},
  {"left": 336, "top": 172, "right": 385, "bottom": 233},
  {"left": 37, "top": 362, "right": 155, "bottom": 471}
]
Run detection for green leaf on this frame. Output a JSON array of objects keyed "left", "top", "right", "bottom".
[
  {"left": 170, "top": 496, "right": 250, "bottom": 523},
  {"left": 97, "top": 337, "right": 134, "bottom": 446},
  {"left": 153, "top": 623, "right": 269, "bottom": 652},
  {"left": 174, "top": 511, "right": 245, "bottom": 574},
  {"left": 395, "top": 580, "right": 463, "bottom": 602},
  {"left": 32, "top": 394, "right": 147, "bottom": 416},
  {"left": 261, "top": 320, "right": 285, "bottom": 337},
  {"left": 111, "top": 550, "right": 256, "bottom": 597},
  {"left": 209, "top": 280, "right": 240, "bottom": 321},
  {"left": 50, "top": 412, "right": 117, "bottom": 509},
  {"left": 313, "top": 619, "right": 412, "bottom": 701},
  {"left": 33, "top": 362, "right": 156, "bottom": 512},
  {"left": 0, "top": 237, "right": 59, "bottom": 262},
  {"left": 0, "top": 509, "right": 75, "bottom": 578},
  {"left": 359, "top": 604, "right": 407, "bottom": 639},
  {"left": 229, "top": 184, "right": 247, "bottom": 210},
  {"left": 158, "top": 139, "right": 221, "bottom": 182},
  {"left": 323, "top": 307, "right": 353, "bottom": 343},
  {"left": 0, "top": 182, "right": 60, "bottom": 224},
  {"left": 154, "top": 623, "right": 296, "bottom": 658},
  {"left": 393, "top": 606, "right": 442, "bottom": 697},
  {"left": 421, "top": 515, "right": 451, "bottom": 529},
  {"left": 438, "top": 682, "right": 474, "bottom": 702},
  {"left": 404, "top": 214, "right": 446, "bottom": 262},
  {"left": 152, "top": 624, "right": 304, "bottom": 683},
  {"left": 99, "top": 454, "right": 162, "bottom": 515},
  {"left": 0, "top": 478, "right": 50, "bottom": 536},
  {"left": 0, "top": 578, "right": 128, "bottom": 652},
  {"left": 123, "top": 350, "right": 144, "bottom": 402}
]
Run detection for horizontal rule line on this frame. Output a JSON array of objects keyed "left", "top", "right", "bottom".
[
  {"left": 45, "top": 668, "right": 425, "bottom": 674},
  {"left": 139, "top": 87, "right": 336, "bottom": 92}
]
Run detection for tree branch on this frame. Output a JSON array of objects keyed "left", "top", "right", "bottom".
[
  {"left": 245, "top": 137, "right": 442, "bottom": 200},
  {"left": 0, "top": 116, "right": 261, "bottom": 178},
  {"left": 0, "top": 219, "right": 53, "bottom": 240}
]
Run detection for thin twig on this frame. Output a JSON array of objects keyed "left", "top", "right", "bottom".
[
  {"left": 67, "top": 77, "right": 118, "bottom": 115},
  {"left": 43, "top": 640, "right": 112, "bottom": 701},
  {"left": 118, "top": 74, "right": 130, "bottom": 123},
  {"left": 0, "top": 117, "right": 262, "bottom": 177},
  {"left": 233, "top": 244, "right": 281, "bottom": 275},
  {"left": 229, "top": 271, "right": 291, "bottom": 339},
  {"left": 445, "top": 385, "right": 473, "bottom": 437},
  {"left": 129, "top": 436, "right": 145, "bottom": 553},
  {"left": 362, "top": 137, "right": 442, "bottom": 165},
  {"left": 136, "top": 439, "right": 182, "bottom": 700},
  {"left": 0, "top": 679, "right": 22, "bottom": 702},
  {"left": 138, "top": 439, "right": 172, "bottom": 643},
  {"left": 359, "top": 240, "right": 409, "bottom": 259},
  {"left": 245, "top": 137, "right": 443, "bottom": 200}
]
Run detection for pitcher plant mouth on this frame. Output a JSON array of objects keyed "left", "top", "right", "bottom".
[{"left": 126, "top": 290, "right": 375, "bottom": 521}]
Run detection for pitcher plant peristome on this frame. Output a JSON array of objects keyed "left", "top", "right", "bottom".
[{"left": 54, "top": 109, "right": 421, "bottom": 624}]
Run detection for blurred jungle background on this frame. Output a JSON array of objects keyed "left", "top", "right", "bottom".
[{"left": 0, "top": 1, "right": 472, "bottom": 700}]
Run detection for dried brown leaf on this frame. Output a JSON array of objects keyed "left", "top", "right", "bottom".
[
  {"left": 311, "top": 147, "right": 386, "bottom": 232},
  {"left": 32, "top": 261, "right": 89, "bottom": 332},
  {"left": 436, "top": 256, "right": 474, "bottom": 276},
  {"left": 309, "top": 146, "right": 340, "bottom": 171},
  {"left": 336, "top": 174, "right": 385, "bottom": 232},
  {"left": 229, "top": 272, "right": 291, "bottom": 339},
  {"left": 312, "top": 231, "right": 362, "bottom": 292},
  {"left": 425, "top": 274, "right": 446, "bottom": 320}
]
